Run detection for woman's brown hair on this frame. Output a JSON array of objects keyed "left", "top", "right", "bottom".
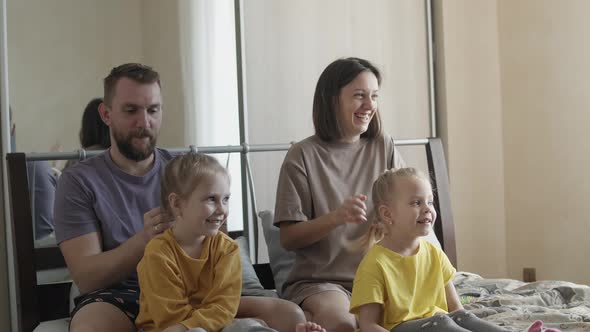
[{"left": 312, "top": 57, "right": 382, "bottom": 142}]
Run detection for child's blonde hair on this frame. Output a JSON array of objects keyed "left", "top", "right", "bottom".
[
  {"left": 354, "top": 167, "right": 432, "bottom": 251},
  {"left": 160, "top": 152, "right": 229, "bottom": 221}
]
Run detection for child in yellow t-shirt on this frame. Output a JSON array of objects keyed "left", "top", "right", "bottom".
[
  {"left": 135, "top": 153, "right": 240, "bottom": 332},
  {"left": 349, "top": 168, "right": 509, "bottom": 332}
]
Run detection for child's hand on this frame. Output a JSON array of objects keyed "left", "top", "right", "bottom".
[
  {"left": 336, "top": 195, "right": 368, "bottom": 224},
  {"left": 161, "top": 323, "right": 189, "bottom": 332}
]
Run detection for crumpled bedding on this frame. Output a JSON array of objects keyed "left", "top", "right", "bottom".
[{"left": 454, "top": 272, "right": 590, "bottom": 331}]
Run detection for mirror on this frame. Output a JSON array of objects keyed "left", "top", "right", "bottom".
[
  {"left": 7, "top": 0, "right": 434, "bottom": 254},
  {"left": 8, "top": 0, "right": 245, "bottom": 244}
]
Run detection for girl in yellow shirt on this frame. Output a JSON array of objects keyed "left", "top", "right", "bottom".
[
  {"left": 135, "top": 153, "right": 240, "bottom": 332},
  {"left": 349, "top": 168, "right": 509, "bottom": 332}
]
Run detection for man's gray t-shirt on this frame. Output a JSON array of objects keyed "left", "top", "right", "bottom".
[
  {"left": 54, "top": 148, "right": 174, "bottom": 255},
  {"left": 274, "top": 134, "right": 405, "bottom": 297}
]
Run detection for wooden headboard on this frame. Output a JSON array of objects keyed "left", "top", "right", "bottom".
[{"left": 5, "top": 137, "right": 456, "bottom": 332}]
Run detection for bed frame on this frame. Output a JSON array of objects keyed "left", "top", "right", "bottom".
[{"left": 5, "top": 137, "right": 456, "bottom": 332}]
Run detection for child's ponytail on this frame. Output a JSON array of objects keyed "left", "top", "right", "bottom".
[{"left": 347, "top": 212, "right": 385, "bottom": 252}]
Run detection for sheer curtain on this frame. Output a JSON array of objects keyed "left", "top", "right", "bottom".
[{"left": 178, "top": 0, "right": 243, "bottom": 231}]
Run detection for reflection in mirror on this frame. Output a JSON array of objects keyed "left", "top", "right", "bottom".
[
  {"left": 28, "top": 159, "right": 59, "bottom": 247},
  {"left": 8, "top": 1, "right": 139, "bottom": 153},
  {"left": 8, "top": 0, "right": 246, "bottom": 242},
  {"left": 26, "top": 95, "right": 110, "bottom": 246}
]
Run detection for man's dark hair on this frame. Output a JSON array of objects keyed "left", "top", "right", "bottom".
[
  {"left": 103, "top": 63, "right": 160, "bottom": 105},
  {"left": 313, "top": 57, "right": 382, "bottom": 142}
]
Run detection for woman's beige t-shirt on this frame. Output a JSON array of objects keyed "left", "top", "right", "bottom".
[{"left": 274, "top": 134, "right": 405, "bottom": 295}]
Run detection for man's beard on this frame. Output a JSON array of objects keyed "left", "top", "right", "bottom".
[{"left": 113, "top": 127, "right": 157, "bottom": 162}]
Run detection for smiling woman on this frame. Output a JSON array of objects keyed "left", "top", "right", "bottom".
[{"left": 273, "top": 57, "right": 406, "bottom": 331}]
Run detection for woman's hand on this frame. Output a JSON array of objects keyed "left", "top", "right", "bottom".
[
  {"left": 335, "top": 195, "right": 368, "bottom": 224},
  {"left": 279, "top": 194, "right": 368, "bottom": 250}
]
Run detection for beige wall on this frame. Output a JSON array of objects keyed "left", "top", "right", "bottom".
[
  {"left": 434, "top": 0, "right": 508, "bottom": 277},
  {"left": 498, "top": 0, "right": 590, "bottom": 283},
  {"left": 7, "top": 0, "right": 143, "bottom": 153},
  {"left": 141, "top": 0, "right": 185, "bottom": 149},
  {"left": 436, "top": 0, "right": 590, "bottom": 284}
]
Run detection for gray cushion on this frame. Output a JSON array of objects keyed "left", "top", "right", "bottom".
[
  {"left": 259, "top": 210, "right": 296, "bottom": 297},
  {"left": 235, "top": 236, "right": 277, "bottom": 298}
]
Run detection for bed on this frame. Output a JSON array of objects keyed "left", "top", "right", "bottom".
[{"left": 6, "top": 137, "right": 590, "bottom": 332}]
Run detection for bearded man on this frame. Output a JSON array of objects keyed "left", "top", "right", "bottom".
[{"left": 55, "top": 63, "right": 307, "bottom": 332}]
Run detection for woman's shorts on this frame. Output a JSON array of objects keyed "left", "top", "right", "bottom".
[{"left": 282, "top": 281, "right": 351, "bottom": 306}]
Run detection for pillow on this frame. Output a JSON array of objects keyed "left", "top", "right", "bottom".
[
  {"left": 234, "top": 236, "right": 277, "bottom": 298},
  {"left": 259, "top": 210, "right": 296, "bottom": 297}
]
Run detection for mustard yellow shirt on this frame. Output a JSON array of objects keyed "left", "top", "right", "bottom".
[
  {"left": 136, "top": 229, "right": 241, "bottom": 332},
  {"left": 350, "top": 240, "right": 456, "bottom": 330}
]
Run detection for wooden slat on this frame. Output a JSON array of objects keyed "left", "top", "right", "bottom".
[
  {"left": 35, "top": 247, "right": 66, "bottom": 271},
  {"left": 37, "top": 283, "right": 71, "bottom": 322},
  {"left": 7, "top": 152, "right": 40, "bottom": 332}
]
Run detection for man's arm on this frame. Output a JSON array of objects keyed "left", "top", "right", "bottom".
[
  {"left": 61, "top": 231, "right": 145, "bottom": 293},
  {"left": 60, "top": 207, "right": 169, "bottom": 293}
]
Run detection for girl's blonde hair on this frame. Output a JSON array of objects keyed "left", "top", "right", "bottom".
[
  {"left": 353, "top": 167, "right": 432, "bottom": 251},
  {"left": 160, "top": 152, "right": 229, "bottom": 221}
]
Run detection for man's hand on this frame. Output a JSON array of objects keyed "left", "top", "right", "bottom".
[{"left": 143, "top": 207, "right": 173, "bottom": 241}]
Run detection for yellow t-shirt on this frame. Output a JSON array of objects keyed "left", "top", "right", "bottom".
[
  {"left": 350, "top": 240, "right": 456, "bottom": 330},
  {"left": 136, "top": 229, "right": 241, "bottom": 332}
]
